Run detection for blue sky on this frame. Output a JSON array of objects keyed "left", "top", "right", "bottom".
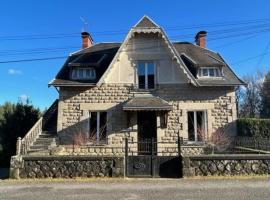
[{"left": 0, "top": 0, "right": 270, "bottom": 110}]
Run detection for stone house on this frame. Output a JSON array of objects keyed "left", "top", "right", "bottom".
[{"left": 17, "top": 16, "right": 245, "bottom": 158}]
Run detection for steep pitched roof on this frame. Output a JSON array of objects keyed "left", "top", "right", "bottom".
[
  {"left": 134, "top": 15, "right": 159, "bottom": 28},
  {"left": 49, "top": 16, "right": 245, "bottom": 87},
  {"left": 173, "top": 42, "right": 245, "bottom": 86},
  {"left": 49, "top": 43, "right": 120, "bottom": 86}
]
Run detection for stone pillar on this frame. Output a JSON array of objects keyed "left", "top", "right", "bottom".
[
  {"left": 16, "top": 137, "right": 22, "bottom": 155},
  {"left": 9, "top": 155, "right": 23, "bottom": 179}
]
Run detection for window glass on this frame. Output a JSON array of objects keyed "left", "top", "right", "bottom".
[
  {"left": 86, "top": 69, "right": 91, "bottom": 78},
  {"left": 209, "top": 68, "right": 215, "bottom": 77},
  {"left": 137, "top": 62, "right": 155, "bottom": 89},
  {"left": 202, "top": 69, "right": 208, "bottom": 76},
  {"left": 187, "top": 111, "right": 195, "bottom": 141},
  {"left": 89, "top": 112, "right": 107, "bottom": 144},
  {"left": 72, "top": 68, "right": 96, "bottom": 80},
  {"left": 188, "top": 111, "right": 207, "bottom": 142},
  {"left": 138, "top": 62, "right": 146, "bottom": 89},
  {"left": 99, "top": 112, "right": 107, "bottom": 141},
  {"left": 215, "top": 68, "right": 220, "bottom": 77},
  {"left": 89, "top": 112, "right": 97, "bottom": 141},
  {"left": 199, "top": 68, "right": 221, "bottom": 77},
  {"left": 147, "top": 62, "right": 155, "bottom": 89},
  {"left": 79, "top": 69, "right": 84, "bottom": 78}
]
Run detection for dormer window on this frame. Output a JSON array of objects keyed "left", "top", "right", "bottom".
[
  {"left": 71, "top": 68, "right": 96, "bottom": 80},
  {"left": 198, "top": 67, "right": 222, "bottom": 78}
]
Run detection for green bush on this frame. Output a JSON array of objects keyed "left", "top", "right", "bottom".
[{"left": 237, "top": 118, "right": 270, "bottom": 138}]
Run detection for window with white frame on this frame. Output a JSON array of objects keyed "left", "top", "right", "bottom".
[
  {"left": 71, "top": 68, "right": 96, "bottom": 80},
  {"left": 89, "top": 111, "right": 107, "bottom": 144},
  {"left": 187, "top": 111, "right": 207, "bottom": 142},
  {"left": 137, "top": 61, "right": 155, "bottom": 89},
  {"left": 198, "top": 67, "right": 222, "bottom": 78}
]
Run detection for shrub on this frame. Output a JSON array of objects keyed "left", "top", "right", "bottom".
[{"left": 237, "top": 118, "right": 270, "bottom": 138}]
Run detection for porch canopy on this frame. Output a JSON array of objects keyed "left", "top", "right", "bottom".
[{"left": 123, "top": 96, "right": 173, "bottom": 111}]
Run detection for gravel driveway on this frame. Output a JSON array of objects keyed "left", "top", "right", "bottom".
[{"left": 1, "top": 178, "right": 270, "bottom": 200}]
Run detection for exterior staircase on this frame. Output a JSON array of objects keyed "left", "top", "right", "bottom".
[
  {"left": 16, "top": 100, "right": 58, "bottom": 155},
  {"left": 27, "top": 131, "right": 57, "bottom": 154}
]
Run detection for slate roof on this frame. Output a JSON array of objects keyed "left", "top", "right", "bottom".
[
  {"left": 49, "top": 43, "right": 121, "bottom": 86},
  {"left": 123, "top": 97, "right": 173, "bottom": 111},
  {"left": 49, "top": 16, "right": 245, "bottom": 87},
  {"left": 173, "top": 42, "right": 245, "bottom": 86},
  {"left": 134, "top": 16, "right": 159, "bottom": 28}
]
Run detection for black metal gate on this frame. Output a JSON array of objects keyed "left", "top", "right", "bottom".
[{"left": 125, "top": 137, "right": 182, "bottom": 178}]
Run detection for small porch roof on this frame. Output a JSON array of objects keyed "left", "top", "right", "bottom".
[{"left": 123, "top": 96, "right": 173, "bottom": 111}]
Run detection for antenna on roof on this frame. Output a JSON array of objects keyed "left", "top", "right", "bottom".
[{"left": 80, "top": 17, "right": 89, "bottom": 32}]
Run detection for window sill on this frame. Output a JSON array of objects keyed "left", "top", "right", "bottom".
[
  {"left": 197, "top": 76, "right": 224, "bottom": 79},
  {"left": 181, "top": 141, "right": 206, "bottom": 146}
]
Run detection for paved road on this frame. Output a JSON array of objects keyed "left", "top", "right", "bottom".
[{"left": 1, "top": 178, "right": 270, "bottom": 200}]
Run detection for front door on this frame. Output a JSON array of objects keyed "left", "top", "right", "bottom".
[{"left": 137, "top": 111, "right": 157, "bottom": 155}]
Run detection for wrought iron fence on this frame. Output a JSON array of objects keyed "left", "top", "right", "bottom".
[
  {"left": 204, "top": 136, "right": 270, "bottom": 154},
  {"left": 125, "top": 138, "right": 181, "bottom": 156}
]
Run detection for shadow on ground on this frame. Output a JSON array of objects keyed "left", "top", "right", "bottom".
[{"left": 0, "top": 168, "right": 9, "bottom": 179}]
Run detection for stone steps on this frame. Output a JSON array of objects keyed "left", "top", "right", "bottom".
[{"left": 27, "top": 131, "right": 57, "bottom": 154}]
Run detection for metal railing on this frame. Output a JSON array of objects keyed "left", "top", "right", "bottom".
[
  {"left": 233, "top": 137, "right": 270, "bottom": 153},
  {"left": 125, "top": 137, "right": 181, "bottom": 156}
]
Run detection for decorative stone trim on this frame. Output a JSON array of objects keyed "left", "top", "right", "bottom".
[
  {"left": 183, "top": 154, "right": 270, "bottom": 177},
  {"left": 10, "top": 155, "right": 124, "bottom": 179}
]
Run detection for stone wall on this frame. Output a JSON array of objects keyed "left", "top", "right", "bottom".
[
  {"left": 10, "top": 155, "right": 124, "bottom": 179},
  {"left": 57, "top": 83, "right": 236, "bottom": 151},
  {"left": 183, "top": 154, "right": 270, "bottom": 177}
]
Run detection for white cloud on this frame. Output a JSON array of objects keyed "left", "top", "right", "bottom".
[
  {"left": 19, "top": 94, "right": 29, "bottom": 104},
  {"left": 8, "top": 68, "right": 22, "bottom": 75}
]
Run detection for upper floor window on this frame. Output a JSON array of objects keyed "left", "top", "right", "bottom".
[
  {"left": 71, "top": 68, "right": 96, "bottom": 80},
  {"left": 198, "top": 67, "right": 222, "bottom": 78},
  {"left": 138, "top": 61, "right": 155, "bottom": 89}
]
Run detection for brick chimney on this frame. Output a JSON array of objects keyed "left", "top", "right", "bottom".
[
  {"left": 81, "top": 32, "right": 93, "bottom": 49},
  {"left": 195, "top": 31, "right": 207, "bottom": 48}
]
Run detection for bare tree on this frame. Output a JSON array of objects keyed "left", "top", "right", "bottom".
[
  {"left": 238, "top": 71, "right": 265, "bottom": 118},
  {"left": 261, "top": 71, "right": 270, "bottom": 118}
]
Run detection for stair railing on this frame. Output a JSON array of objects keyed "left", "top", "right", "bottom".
[
  {"left": 17, "top": 117, "right": 43, "bottom": 155},
  {"left": 16, "top": 99, "right": 58, "bottom": 155}
]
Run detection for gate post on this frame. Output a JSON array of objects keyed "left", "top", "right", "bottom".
[
  {"left": 151, "top": 137, "right": 155, "bottom": 177},
  {"left": 177, "top": 133, "right": 181, "bottom": 157},
  {"left": 177, "top": 133, "right": 183, "bottom": 178},
  {"left": 125, "top": 137, "right": 128, "bottom": 177}
]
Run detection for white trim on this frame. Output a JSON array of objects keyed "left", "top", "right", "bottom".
[
  {"left": 133, "top": 15, "right": 160, "bottom": 28},
  {"left": 187, "top": 110, "right": 208, "bottom": 142},
  {"left": 97, "top": 19, "right": 198, "bottom": 86},
  {"left": 137, "top": 61, "right": 156, "bottom": 89},
  {"left": 197, "top": 67, "right": 222, "bottom": 78}
]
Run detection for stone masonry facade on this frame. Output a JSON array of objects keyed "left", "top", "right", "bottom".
[{"left": 57, "top": 83, "right": 236, "bottom": 155}]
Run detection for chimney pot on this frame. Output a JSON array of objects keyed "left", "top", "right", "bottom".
[
  {"left": 195, "top": 31, "right": 207, "bottom": 48},
  {"left": 81, "top": 32, "right": 93, "bottom": 49}
]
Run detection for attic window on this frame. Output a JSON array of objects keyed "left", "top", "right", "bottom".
[
  {"left": 71, "top": 68, "right": 96, "bottom": 80},
  {"left": 198, "top": 67, "right": 222, "bottom": 78}
]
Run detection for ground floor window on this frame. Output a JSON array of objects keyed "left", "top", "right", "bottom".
[
  {"left": 187, "top": 111, "right": 207, "bottom": 142},
  {"left": 89, "top": 111, "right": 107, "bottom": 144}
]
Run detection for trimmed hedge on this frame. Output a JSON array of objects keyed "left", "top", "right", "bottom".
[{"left": 237, "top": 118, "right": 270, "bottom": 138}]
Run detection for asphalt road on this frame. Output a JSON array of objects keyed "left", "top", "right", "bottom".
[{"left": 1, "top": 178, "right": 270, "bottom": 200}]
